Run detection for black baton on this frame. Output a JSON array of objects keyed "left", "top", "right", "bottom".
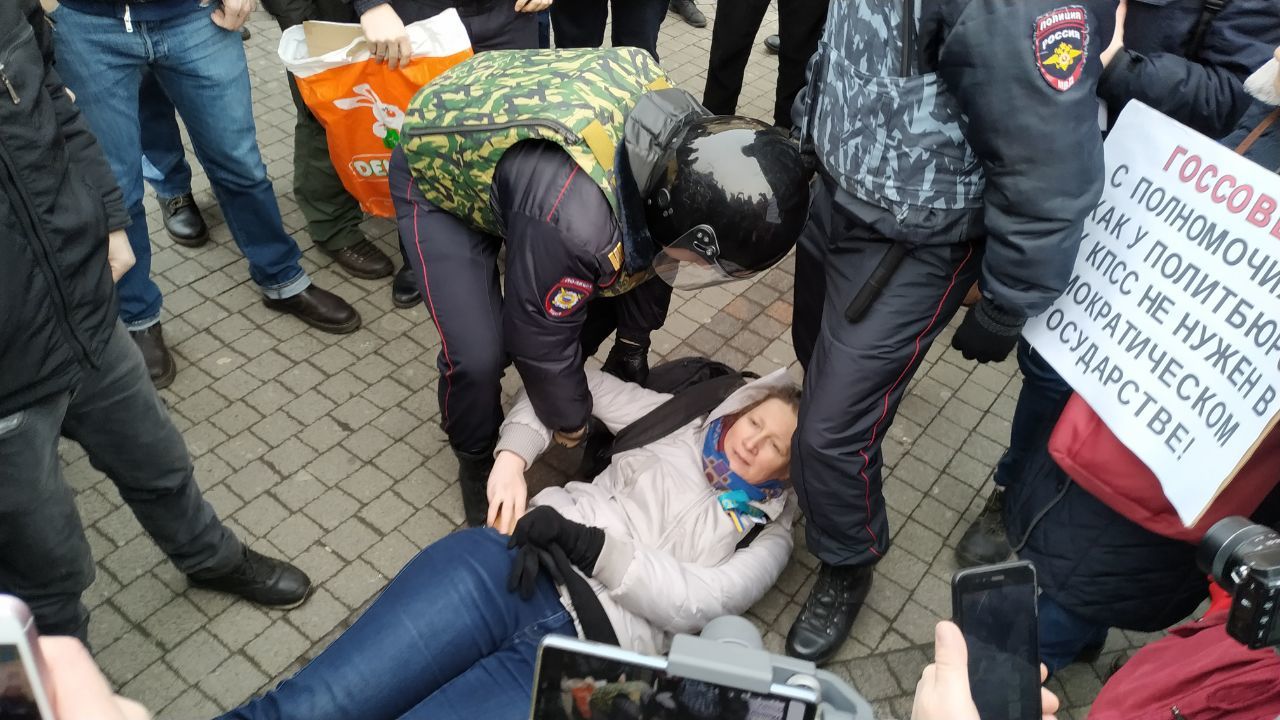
[{"left": 845, "top": 242, "right": 909, "bottom": 323}]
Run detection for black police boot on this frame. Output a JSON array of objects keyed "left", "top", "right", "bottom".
[
  {"left": 160, "top": 193, "right": 209, "bottom": 248},
  {"left": 763, "top": 34, "right": 780, "bottom": 54},
  {"left": 786, "top": 564, "right": 874, "bottom": 664},
  {"left": 455, "top": 448, "right": 495, "bottom": 528},
  {"left": 392, "top": 264, "right": 421, "bottom": 308},
  {"left": 955, "top": 488, "right": 1012, "bottom": 568},
  {"left": 188, "top": 547, "right": 312, "bottom": 609},
  {"left": 669, "top": 0, "right": 706, "bottom": 27},
  {"left": 602, "top": 337, "right": 650, "bottom": 385}
]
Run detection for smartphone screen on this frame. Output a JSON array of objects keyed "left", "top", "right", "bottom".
[
  {"left": 0, "top": 645, "right": 42, "bottom": 720},
  {"left": 953, "top": 561, "right": 1041, "bottom": 720},
  {"left": 531, "top": 641, "right": 818, "bottom": 720}
]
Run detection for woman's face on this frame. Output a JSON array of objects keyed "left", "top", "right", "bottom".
[{"left": 723, "top": 398, "right": 798, "bottom": 485}]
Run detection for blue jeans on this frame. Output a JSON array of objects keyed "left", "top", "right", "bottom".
[
  {"left": 51, "top": 5, "right": 310, "bottom": 329},
  {"left": 139, "top": 72, "right": 192, "bottom": 200},
  {"left": 220, "top": 529, "right": 576, "bottom": 720},
  {"left": 1038, "top": 593, "right": 1109, "bottom": 675}
]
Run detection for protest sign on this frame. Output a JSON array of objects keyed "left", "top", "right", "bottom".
[{"left": 1023, "top": 101, "right": 1280, "bottom": 526}]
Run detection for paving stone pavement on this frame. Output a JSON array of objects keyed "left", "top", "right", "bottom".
[{"left": 60, "top": 5, "right": 1166, "bottom": 718}]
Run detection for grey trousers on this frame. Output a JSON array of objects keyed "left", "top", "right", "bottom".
[{"left": 0, "top": 323, "right": 242, "bottom": 641}]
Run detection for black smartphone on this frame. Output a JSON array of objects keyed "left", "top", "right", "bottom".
[{"left": 951, "top": 560, "right": 1041, "bottom": 720}]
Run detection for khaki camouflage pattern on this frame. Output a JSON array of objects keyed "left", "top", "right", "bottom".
[{"left": 401, "top": 47, "right": 669, "bottom": 238}]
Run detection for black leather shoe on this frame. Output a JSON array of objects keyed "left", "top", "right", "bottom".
[
  {"left": 263, "top": 286, "right": 361, "bottom": 334},
  {"left": 955, "top": 488, "right": 1012, "bottom": 568},
  {"left": 763, "top": 34, "right": 780, "bottom": 54},
  {"left": 240, "top": 26, "right": 251, "bottom": 41},
  {"left": 328, "top": 239, "right": 394, "bottom": 280},
  {"left": 391, "top": 264, "right": 421, "bottom": 308},
  {"left": 189, "top": 547, "right": 312, "bottom": 609},
  {"left": 669, "top": 0, "right": 706, "bottom": 27},
  {"left": 130, "top": 323, "right": 176, "bottom": 389},
  {"left": 601, "top": 338, "right": 650, "bottom": 385},
  {"left": 786, "top": 564, "right": 874, "bottom": 664},
  {"left": 159, "top": 193, "right": 209, "bottom": 248}
]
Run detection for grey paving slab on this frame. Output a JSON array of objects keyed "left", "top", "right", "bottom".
[{"left": 51, "top": 5, "right": 1145, "bottom": 718}]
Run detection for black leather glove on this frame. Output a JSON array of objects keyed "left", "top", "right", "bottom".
[
  {"left": 508, "top": 506, "right": 606, "bottom": 576},
  {"left": 950, "top": 298, "right": 1024, "bottom": 364},
  {"left": 789, "top": 126, "right": 819, "bottom": 182},
  {"left": 602, "top": 337, "right": 650, "bottom": 385}
]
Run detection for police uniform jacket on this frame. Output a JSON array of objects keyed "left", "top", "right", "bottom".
[{"left": 795, "top": 0, "right": 1117, "bottom": 319}]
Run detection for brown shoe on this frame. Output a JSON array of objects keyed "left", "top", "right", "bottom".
[
  {"left": 328, "top": 239, "right": 394, "bottom": 280},
  {"left": 130, "top": 323, "right": 177, "bottom": 389},
  {"left": 263, "top": 286, "right": 362, "bottom": 334}
]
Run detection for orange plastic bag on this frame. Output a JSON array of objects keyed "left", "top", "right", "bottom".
[{"left": 280, "top": 13, "right": 473, "bottom": 217}]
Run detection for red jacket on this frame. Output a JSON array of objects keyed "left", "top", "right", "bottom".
[
  {"left": 1049, "top": 393, "right": 1280, "bottom": 542},
  {"left": 1090, "top": 609, "right": 1280, "bottom": 720}
]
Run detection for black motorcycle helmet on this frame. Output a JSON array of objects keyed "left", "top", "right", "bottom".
[{"left": 646, "top": 116, "right": 809, "bottom": 289}]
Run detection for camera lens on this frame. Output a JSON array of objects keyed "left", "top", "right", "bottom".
[{"left": 1198, "top": 516, "right": 1272, "bottom": 591}]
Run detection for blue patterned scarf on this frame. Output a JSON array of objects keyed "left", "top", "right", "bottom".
[{"left": 702, "top": 417, "right": 787, "bottom": 532}]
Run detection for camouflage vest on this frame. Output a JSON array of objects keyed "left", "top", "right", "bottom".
[
  {"left": 401, "top": 48, "right": 670, "bottom": 295},
  {"left": 802, "top": 0, "right": 985, "bottom": 220}
]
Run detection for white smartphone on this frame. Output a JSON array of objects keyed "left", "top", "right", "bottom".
[
  {"left": 0, "top": 595, "right": 54, "bottom": 720},
  {"left": 530, "top": 634, "right": 820, "bottom": 720}
]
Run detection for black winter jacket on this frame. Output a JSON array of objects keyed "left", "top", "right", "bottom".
[
  {"left": 0, "top": 0, "right": 129, "bottom": 418},
  {"left": 1099, "top": 0, "right": 1280, "bottom": 138}
]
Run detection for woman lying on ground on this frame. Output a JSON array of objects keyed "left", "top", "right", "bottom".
[{"left": 218, "top": 367, "right": 801, "bottom": 720}]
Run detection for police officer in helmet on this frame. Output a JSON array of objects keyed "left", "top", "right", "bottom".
[{"left": 389, "top": 47, "right": 808, "bottom": 526}]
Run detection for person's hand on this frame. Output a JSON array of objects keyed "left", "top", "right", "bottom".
[
  {"left": 107, "top": 229, "right": 134, "bottom": 283},
  {"left": 1101, "top": 0, "right": 1127, "bottom": 67},
  {"left": 211, "top": 0, "right": 255, "bottom": 31},
  {"left": 508, "top": 506, "right": 605, "bottom": 575},
  {"left": 514, "top": 0, "right": 552, "bottom": 11},
  {"left": 41, "top": 636, "right": 151, "bottom": 720},
  {"left": 507, "top": 540, "right": 563, "bottom": 599},
  {"left": 487, "top": 451, "right": 529, "bottom": 535},
  {"left": 360, "top": 4, "right": 412, "bottom": 70},
  {"left": 911, "top": 622, "right": 1059, "bottom": 720},
  {"left": 950, "top": 298, "right": 1023, "bottom": 364}
]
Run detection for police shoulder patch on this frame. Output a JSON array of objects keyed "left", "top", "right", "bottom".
[
  {"left": 544, "top": 277, "right": 593, "bottom": 318},
  {"left": 1034, "top": 5, "right": 1089, "bottom": 92}
]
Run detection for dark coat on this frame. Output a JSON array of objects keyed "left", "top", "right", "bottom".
[
  {"left": 1100, "top": 0, "right": 1280, "bottom": 138},
  {"left": 0, "top": 0, "right": 130, "bottom": 418}
]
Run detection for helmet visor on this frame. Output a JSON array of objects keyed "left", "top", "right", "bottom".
[{"left": 652, "top": 225, "right": 755, "bottom": 290}]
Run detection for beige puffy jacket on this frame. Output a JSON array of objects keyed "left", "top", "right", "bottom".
[{"left": 496, "top": 368, "right": 799, "bottom": 656}]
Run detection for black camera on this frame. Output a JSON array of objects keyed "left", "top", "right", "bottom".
[{"left": 1197, "top": 516, "right": 1280, "bottom": 649}]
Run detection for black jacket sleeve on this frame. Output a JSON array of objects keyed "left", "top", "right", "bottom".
[
  {"left": 503, "top": 209, "right": 615, "bottom": 433},
  {"left": 1099, "top": 0, "right": 1280, "bottom": 139},
  {"left": 935, "top": 0, "right": 1112, "bottom": 318},
  {"left": 35, "top": 4, "right": 129, "bottom": 231},
  {"left": 1099, "top": 50, "right": 1251, "bottom": 139}
]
